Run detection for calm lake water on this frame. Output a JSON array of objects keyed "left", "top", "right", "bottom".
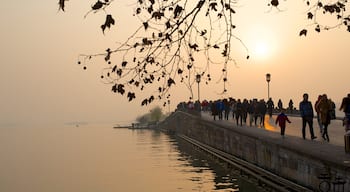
[{"left": 0, "top": 124, "right": 262, "bottom": 192}]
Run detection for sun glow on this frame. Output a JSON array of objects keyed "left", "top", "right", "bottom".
[
  {"left": 253, "top": 41, "right": 269, "bottom": 58},
  {"left": 243, "top": 24, "right": 277, "bottom": 61}
]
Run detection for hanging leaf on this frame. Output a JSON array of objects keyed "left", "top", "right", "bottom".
[
  {"left": 92, "top": 1, "right": 105, "bottom": 10},
  {"left": 315, "top": 25, "right": 321, "bottom": 33},
  {"left": 105, "top": 48, "right": 111, "bottom": 61},
  {"left": 174, "top": 5, "right": 183, "bottom": 18},
  {"left": 127, "top": 92, "right": 136, "bottom": 101},
  {"left": 307, "top": 12, "right": 313, "bottom": 20},
  {"left": 121, "top": 61, "right": 128, "bottom": 67},
  {"left": 165, "top": 21, "right": 171, "bottom": 29},
  {"left": 136, "top": 7, "right": 141, "bottom": 14},
  {"left": 271, "top": 0, "right": 279, "bottom": 7},
  {"left": 167, "top": 78, "right": 175, "bottom": 87},
  {"left": 143, "top": 22, "right": 149, "bottom": 30},
  {"left": 148, "top": 95, "right": 154, "bottom": 103},
  {"left": 117, "top": 84, "right": 125, "bottom": 95},
  {"left": 112, "top": 65, "right": 117, "bottom": 72},
  {"left": 111, "top": 84, "right": 117, "bottom": 93},
  {"left": 147, "top": 5, "right": 153, "bottom": 14},
  {"left": 299, "top": 29, "right": 307, "bottom": 36},
  {"left": 152, "top": 11, "right": 164, "bottom": 20},
  {"left": 209, "top": 2, "right": 218, "bottom": 11},
  {"left": 116, "top": 69, "right": 122, "bottom": 76},
  {"left": 141, "top": 99, "right": 148, "bottom": 106},
  {"left": 188, "top": 43, "right": 199, "bottom": 51},
  {"left": 101, "top": 14, "right": 115, "bottom": 33}
]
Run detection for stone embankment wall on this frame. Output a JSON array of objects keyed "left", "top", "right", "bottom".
[{"left": 157, "top": 111, "right": 350, "bottom": 191}]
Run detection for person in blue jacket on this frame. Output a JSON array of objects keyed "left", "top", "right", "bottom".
[{"left": 299, "top": 93, "right": 317, "bottom": 140}]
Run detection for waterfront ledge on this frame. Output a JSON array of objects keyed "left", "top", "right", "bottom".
[{"left": 157, "top": 110, "right": 350, "bottom": 191}]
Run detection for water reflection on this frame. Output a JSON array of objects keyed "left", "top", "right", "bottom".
[
  {"left": 171, "top": 133, "right": 257, "bottom": 192},
  {"left": 130, "top": 128, "right": 266, "bottom": 191},
  {"left": 0, "top": 125, "right": 268, "bottom": 192}
]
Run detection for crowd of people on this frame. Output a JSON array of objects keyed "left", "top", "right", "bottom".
[
  {"left": 177, "top": 98, "right": 271, "bottom": 127},
  {"left": 176, "top": 93, "right": 350, "bottom": 143}
]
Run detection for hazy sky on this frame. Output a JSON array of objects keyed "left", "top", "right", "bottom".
[{"left": 1, "top": 1, "right": 349, "bottom": 126}]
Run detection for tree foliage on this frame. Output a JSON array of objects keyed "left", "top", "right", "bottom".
[
  {"left": 136, "top": 106, "right": 165, "bottom": 123},
  {"left": 300, "top": 0, "right": 350, "bottom": 35},
  {"left": 59, "top": 0, "right": 350, "bottom": 106}
]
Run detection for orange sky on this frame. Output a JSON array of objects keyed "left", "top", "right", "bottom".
[{"left": 1, "top": 0, "right": 349, "bottom": 126}]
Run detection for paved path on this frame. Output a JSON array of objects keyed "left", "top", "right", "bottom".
[{"left": 201, "top": 112, "right": 347, "bottom": 147}]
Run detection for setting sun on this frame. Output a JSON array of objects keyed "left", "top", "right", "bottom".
[{"left": 253, "top": 41, "right": 269, "bottom": 59}]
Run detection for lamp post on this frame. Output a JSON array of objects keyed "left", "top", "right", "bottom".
[
  {"left": 266, "top": 73, "right": 271, "bottom": 100},
  {"left": 196, "top": 74, "right": 201, "bottom": 102},
  {"left": 167, "top": 99, "right": 170, "bottom": 114}
]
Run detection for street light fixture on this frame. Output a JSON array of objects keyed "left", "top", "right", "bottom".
[
  {"left": 167, "top": 99, "right": 170, "bottom": 114},
  {"left": 266, "top": 73, "right": 271, "bottom": 100},
  {"left": 196, "top": 74, "right": 201, "bottom": 102}
]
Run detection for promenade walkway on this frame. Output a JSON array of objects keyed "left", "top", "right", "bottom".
[{"left": 201, "top": 112, "right": 346, "bottom": 147}]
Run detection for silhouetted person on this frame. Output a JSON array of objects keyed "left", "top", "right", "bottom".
[
  {"left": 288, "top": 99, "right": 294, "bottom": 114},
  {"left": 329, "top": 99, "right": 336, "bottom": 120},
  {"left": 316, "top": 94, "right": 332, "bottom": 142},
  {"left": 242, "top": 99, "right": 249, "bottom": 124},
  {"left": 257, "top": 99, "right": 267, "bottom": 127},
  {"left": 340, "top": 94, "right": 350, "bottom": 132},
  {"left": 223, "top": 98, "right": 230, "bottom": 120},
  {"left": 340, "top": 94, "right": 350, "bottom": 118},
  {"left": 230, "top": 99, "right": 236, "bottom": 120},
  {"left": 278, "top": 99, "right": 283, "bottom": 110},
  {"left": 216, "top": 99, "right": 224, "bottom": 120},
  {"left": 247, "top": 100, "right": 255, "bottom": 126},
  {"left": 266, "top": 98, "right": 274, "bottom": 117},
  {"left": 299, "top": 93, "right": 317, "bottom": 140},
  {"left": 235, "top": 99, "right": 243, "bottom": 126},
  {"left": 314, "top": 95, "right": 324, "bottom": 133},
  {"left": 211, "top": 100, "right": 218, "bottom": 120},
  {"left": 275, "top": 109, "right": 291, "bottom": 138}
]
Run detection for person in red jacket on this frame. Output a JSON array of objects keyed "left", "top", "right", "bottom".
[{"left": 275, "top": 109, "right": 291, "bottom": 137}]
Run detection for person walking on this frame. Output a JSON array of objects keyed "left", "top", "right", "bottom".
[
  {"left": 216, "top": 99, "right": 224, "bottom": 120},
  {"left": 247, "top": 100, "right": 255, "bottom": 126},
  {"left": 257, "top": 99, "right": 267, "bottom": 127},
  {"left": 235, "top": 99, "right": 243, "bottom": 126},
  {"left": 223, "top": 98, "right": 231, "bottom": 120},
  {"left": 278, "top": 99, "right": 283, "bottom": 111},
  {"left": 340, "top": 93, "right": 350, "bottom": 132},
  {"left": 314, "top": 95, "right": 324, "bottom": 133},
  {"left": 316, "top": 94, "right": 332, "bottom": 142},
  {"left": 275, "top": 109, "right": 291, "bottom": 138},
  {"left": 266, "top": 98, "right": 274, "bottom": 118},
  {"left": 211, "top": 100, "right": 218, "bottom": 120},
  {"left": 288, "top": 99, "right": 294, "bottom": 114},
  {"left": 299, "top": 93, "right": 317, "bottom": 140}
]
